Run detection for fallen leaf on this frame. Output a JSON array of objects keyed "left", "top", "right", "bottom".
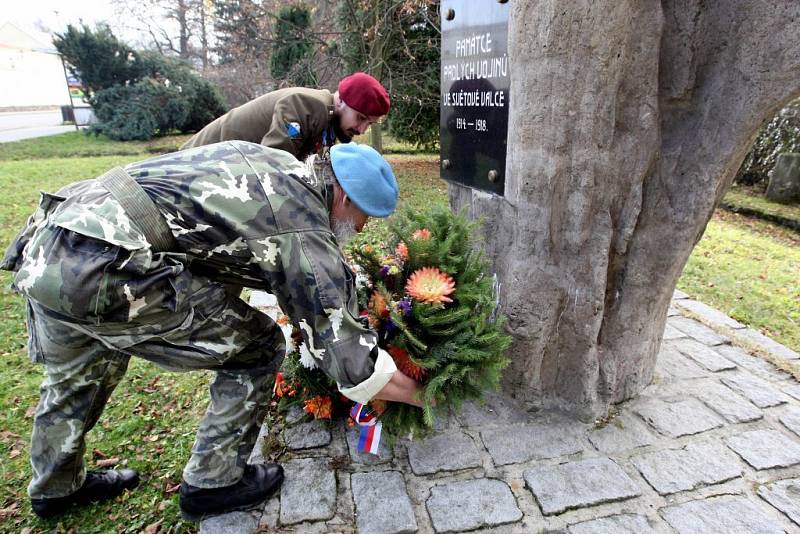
[
  {"left": 93, "top": 448, "right": 109, "bottom": 459},
  {"left": 9, "top": 450, "right": 21, "bottom": 459},
  {"left": 0, "top": 502, "right": 19, "bottom": 520},
  {"left": 95, "top": 457, "right": 120, "bottom": 468},
  {"left": 0, "top": 431, "right": 20, "bottom": 441},
  {"left": 144, "top": 519, "right": 163, "bottom": 534},
  {"left": 165, "top": 483, "right": 181, "bottom": 494},
  {"left": 25, "top": 407, "right": 35, "bottom": 418}
]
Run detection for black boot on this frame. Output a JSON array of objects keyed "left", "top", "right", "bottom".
[
  {"left": 179, "top": 463, "right": 284, "bottom": 521},
  {"left": 31, "top": 469, "right": 140, "bottom": 518}
]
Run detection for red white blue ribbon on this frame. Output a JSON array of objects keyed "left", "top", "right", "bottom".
[{"left": 350, "top": 403, "right": 382, "bottom": 455}]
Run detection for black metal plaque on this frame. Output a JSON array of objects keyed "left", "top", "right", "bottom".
[{"left": 440, "top": 0, "right": 510, "bottom": 195}]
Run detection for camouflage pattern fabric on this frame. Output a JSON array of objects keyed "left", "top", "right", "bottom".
[{"left": 2, "top": 141, "right": 381, "bottom": 496}]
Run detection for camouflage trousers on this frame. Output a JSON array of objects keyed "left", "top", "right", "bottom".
[{"left": 25, "top": 278, "right": 285, "bottom": 498}]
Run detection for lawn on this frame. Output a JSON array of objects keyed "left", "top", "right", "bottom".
[{"left": 0, "top": 131, "right": 797, "bottom": 532}]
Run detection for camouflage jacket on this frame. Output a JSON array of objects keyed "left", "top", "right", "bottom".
[{"left": 1, "top": 141, "right": 396, "bottom": 403}]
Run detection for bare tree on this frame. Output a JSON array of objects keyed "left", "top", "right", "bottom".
[
  {"left": 112, "top": 0, "right": 210, "bottom": 66},
  {"left": 450, "top": 0, "right": 800, "bottom": 419}
]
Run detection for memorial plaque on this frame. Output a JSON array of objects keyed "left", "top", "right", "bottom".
[{"left": 440, "top": 0, "right": 510, "bottom": 195}]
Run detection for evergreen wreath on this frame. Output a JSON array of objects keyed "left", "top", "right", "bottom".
[{"left": 277, "top": 206, "right": 511, "bottom": 439}]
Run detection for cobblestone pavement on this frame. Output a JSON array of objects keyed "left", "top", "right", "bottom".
[{"left": 200, "top": 290, "right": 800, "bottom": 533}]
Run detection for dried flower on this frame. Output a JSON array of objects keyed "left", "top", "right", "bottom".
[
  {"left": 406, "top": 267, "right": 456, "bottom": 304},
  {"left": 412, "top": 228, "right": 431, "bottom": 240},
  {"left": 369, "top": 290, "right": 391, "bottom": 318},
  {"left": 304, "top": 395, "right": 333, "bottom": 419}
]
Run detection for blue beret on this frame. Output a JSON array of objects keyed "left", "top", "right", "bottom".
[{"left": 330, "top": 143, "right": 398, "bottom": 217}]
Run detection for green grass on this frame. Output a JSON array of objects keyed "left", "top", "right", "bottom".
[
  {"left": 721, "top": 184, "right": 800, "bottom": 230},
  {"left": 679, "top": 210, "right": 800, "bottom": 351},
  {"left": 0, "top": 132, "right": 191, "bottom": 161}
]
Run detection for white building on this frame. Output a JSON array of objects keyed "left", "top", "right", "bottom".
[{"left": 0, "top": 21, "right": 70, "bottom": 110}]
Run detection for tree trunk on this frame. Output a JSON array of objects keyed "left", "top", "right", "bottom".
[{"left": 450, "top": 0, "right": 800, "bottom": 419}]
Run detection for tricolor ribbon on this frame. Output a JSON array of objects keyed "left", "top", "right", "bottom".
[{"left": 350, "top": 402, "right": 382, "bottom": 455}]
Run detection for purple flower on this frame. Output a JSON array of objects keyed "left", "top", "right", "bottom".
[
  {"left": 379, "top": 265, "right": 391, "bottom": 278},
  {"left": 384, "top": 319, "right": 398, "bottom": 334},
  {"left": 396, "top": 298, "right": 412, "bottom": 317}
]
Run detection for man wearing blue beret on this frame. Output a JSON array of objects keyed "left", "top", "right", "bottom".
[{"left": 1, "top": 140, "right": 421, "bottom": 521}]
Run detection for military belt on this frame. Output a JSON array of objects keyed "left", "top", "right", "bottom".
[{"left": 99, "top": 167, "right": 177, "bottom": 253}]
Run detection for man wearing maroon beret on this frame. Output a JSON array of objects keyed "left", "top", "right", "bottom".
[{"left": 181, "top": 73, "right": 390, "bottom": 159}]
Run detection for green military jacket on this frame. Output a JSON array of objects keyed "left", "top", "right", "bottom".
[
  {"left": 181, "top": 88, "right": 339, "bottom": 160},
  {"left": 1, "top": 141, "right": 395, "bottom": 403}
]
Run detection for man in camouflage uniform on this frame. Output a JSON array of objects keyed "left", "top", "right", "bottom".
[
  {"left": 1, "top": 141, "right": 421, "bottom": 520},
  {"left": 181, "top": 72, "right": 391, "bottom": 160}
]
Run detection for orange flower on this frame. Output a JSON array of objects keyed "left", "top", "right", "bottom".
[
  {"left": 406, "top": 267, "right": 455, "bottom": 305},
  {"left": 273, "top": 372, "right": 296, "bottom": 398},
  {"left": 363, "top": 244, "right": 373, "bottom": 254},
  {"left": 387, "top": 345, "right": 428, "bottom": 382},
  {"left": 412, "top": 228, "right": 431, "bottom": 240},
  {"left": 276, "top": 314, "right": 290, "bottom": 326},
  {"left": 395, "top": 241, "right": 409, "bottom": 260},
  {"left": 304, "top": 395, "right": 333, "bottom": 419},
  {"left": 369, "top": 290, "right": 390, "bottom": 318}
]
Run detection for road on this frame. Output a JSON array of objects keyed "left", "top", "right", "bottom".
[{"left": 0, "top": 110, "right": 78, "bottom": 142}]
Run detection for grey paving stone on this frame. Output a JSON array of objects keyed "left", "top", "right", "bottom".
[
  {"left": 568, "top": 514, "right": 654, "bottom": 534},
  {"left": 663, "top": 324, "right": 687, "bottom": 340},
  {"left": 200, "top": 511, "right": 259, "bottom": 534},
  {"left": 783, "top": 383, "right": 800, "bottom": 401},
  {"left": 714, "top": 344, "right": 791, "bottom": 382},
  {"left": 673, "top": 289, "right": 689, "bottom": 300},
  {"left": 780, "top": 406, "right": 800, "bottom": 438},
  {"left": 692, "top": 381, "right": 763, "bottom": 424},
  {"left": 667, "top": 306, "right": 680, "bottom": 317},
  {"left": 725, "top": 429, "right": 800, "bottom": 470},
  {"left": 720, "top": 372, "right": 790, "bottom": 408},
  {"left": 407, "top": 431, "right": 482, "bottom": 475},
  {"left": 668, "top": 316, "right": 730, "bottom": 346},
  {"left": 524, "top": 457, "right": 640, "bottom": 515},
  {"left": 671, "top": 338, "right": 736, "bottom": 372},
  {"left": 456, "top": 391, "right": 532, "bottom": 428},
  {"left": 735, "top": 328, "right": 800, "bottom": 361},
  {"left": 660, "top": 495, "right": 783, "bottom": 534},
  {"left": 284, "top": 419, "right": 331, "bottom": 450},
  {"left": 351, "top": 471, "right": 417, "bottom": 534},
  {"left": 631, "top": 440, "right": 743, "bottom": 495},
  {"left": 481, "top": 419, "right": 587, "bottom": 465},
  {"left": 656, "top": 344, "right": 710, "bottom": 380},
  {"left": 633, "top": 397, "right": 724, "bottom": 438},
  {"left": 426, "top": 478, "right": 522, "bottom": 532},
  {"left": 588, "top": 412, "right": 658, "bottom": 454},
  {"left": 674, "top": 299, "right": 745, "bottom": 330},
  {"left": 284, "top": 404, "right": 306, "bottom": 425},
  {"left": 345, "top": 427, "right": 392, "bottom": 464},
  {"left": 758, "top": 477, "right": 800, "bottom": 526},
  {"left": 279, "top": 457, "right": 336, "bottom": 525}
]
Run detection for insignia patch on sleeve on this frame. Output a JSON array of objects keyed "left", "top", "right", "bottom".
[{"left": 286, "top": 122, "right": 302, "bottom": 139}]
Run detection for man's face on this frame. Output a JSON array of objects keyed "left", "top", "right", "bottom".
[
  {"left": 330, "top": 195, "right": 369, "bottom": 245},
  {"left": 334, "top": 102, "right": 383, "bottom": 142}
]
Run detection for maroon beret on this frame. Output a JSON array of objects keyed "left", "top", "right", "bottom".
[{"left": 338, "top": 72, "right": 390, "bottom": 117}]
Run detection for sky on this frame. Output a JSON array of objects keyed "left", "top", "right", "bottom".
[{"left": 3, "top": 1, "right": 122, "bottom": 40}]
